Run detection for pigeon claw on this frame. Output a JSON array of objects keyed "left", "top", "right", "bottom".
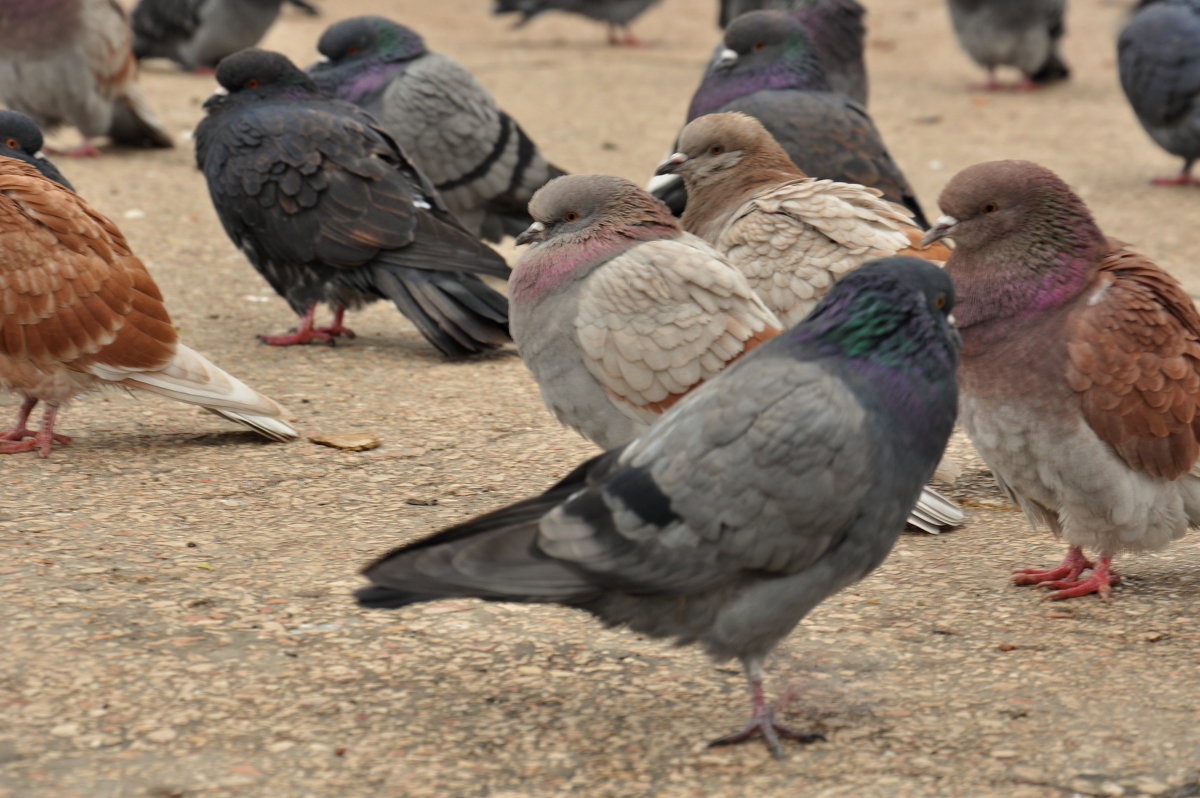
[
  {"left": 708, "top": 707, "right": 824, "bottom": 759},
  {"left": 256, "top": 328, "right": 333, "bottom": 346},
  {"left": 1151, "top": 173, "right": 1200, "bottom": 186}
]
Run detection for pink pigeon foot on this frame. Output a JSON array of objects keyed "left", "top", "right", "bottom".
[
  {"left": 1151, "top": 172, "right": 1200, "bottom": 186},
  {"left": 193, "top": 65, "right": 217, "bottom": 76},
  {"left": 1011, "top": 545, "right": 1094, "bottom": 586},
  {"left": 607, "top": 25, "right": 648, "bottom": 46},
  {"left": 710, "top": 660, "right": 825, "bottom": 758},
  {"left": 0, "top": 404, "right": 71, "bottom": 456},
  {"left": 1038, "top": 555, "right": 1120, "bottom": 601},
  {"left": 313, "top": 306, "right": 356, "bottom": 339},
  {"left": 46, "top": 139, "right": 102, "bottom": 158},
  {"left": 258, "top": 303, "right": 350, "bottom": 346}
]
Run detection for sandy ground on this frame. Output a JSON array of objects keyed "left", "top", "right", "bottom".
[{"left": 3, "top": 0, "right": 1200, "bottom": 796}]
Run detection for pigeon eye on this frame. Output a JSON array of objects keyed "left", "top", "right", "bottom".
[
  {"left": 933, "top": 294, "right": 947, "bottom": 310},
  {"left": 245, "top": 78, "right": 260, "bottom": 89},
  {"left": 346, "top": 46, "right": 359, "bottom": 55},
  {"left": 564, "top": 212, "right": 579, "bottom": 223},
  {"left": 4, "top": 138, "right": 16, "bottom": 149},
  {"left": 982, "top": 202, "right": 999, "bottom": 214},
  {"left": 709, "top": 145, "right": 724, "bottom": 155},
  {"left": 753, "top": 42, "right": 766, "bottom": 51}
]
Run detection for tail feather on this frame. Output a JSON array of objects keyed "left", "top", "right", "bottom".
[
  {"left": 906, "top": 485, "right": 964, "bottom": 534},
  {"left": 90, "top": 343, "right": 297, "bottom": 441},
  {"left": 109, "top": 91, "right": 173, "bottom": 149},
  {"left": 372, "top": 267, "right": 511, "bottom": 358},
  {"left": 1031, "top": 50, "right": 1070, "bottom": 84}
]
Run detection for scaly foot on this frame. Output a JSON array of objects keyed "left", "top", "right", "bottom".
[
  {"left": 1012, "top": 546, "right": 1093, "bottom": 586},
  {"left": 258, "top": 328, "right": 334, "bottom": 346},
  {"left": 1151, "top": 173, "right": 1200, "bottom": 186},
  {"left": 709, "top": 706, "right": 824, "bottom": 758}
]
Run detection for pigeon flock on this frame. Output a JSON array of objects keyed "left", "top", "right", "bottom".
[{"left": 3, "top": 0, "right": 1200, "bottom": 762}]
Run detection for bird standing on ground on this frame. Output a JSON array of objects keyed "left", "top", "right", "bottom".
[
  {"left": 653, "top": 10, "right": 923, "bottom": 225},
  {"left": 946, "top": 0, "right": 1070, "bottom": 91},
  {"left": 923, "top": 159, "right": 1200, "bottom": 600},
  {"left": 512, "top": 173, "right": 963, "bottom": 533},
  {"left": 0, "top": 157, "right": 296, "bottom": 456},
  {"left": 194, "top": 49, "right": 510, "bottom": 357},
  {"left": 1117, "top": 0, "right": 1200, "bottom": 185},
  {"left": 357, "top": 256, "right": 961, "bottom": 757},
  {"left": 131, "top": 0, "right": 292, "bottom": 73},
  {"left": 492, "top": 0, "right": 661, "bottom": 46},
  {"left": 0, "top": 110, "right": 75, "bottom": 189},
  {"left": 0, "top": 0, "right": 173, "bottom": 156},
  {"left": 309, "top": 16, "right": 566, "bottom": 243}
]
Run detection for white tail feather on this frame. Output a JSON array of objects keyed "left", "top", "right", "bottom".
[
  {"left": 87, "top": 344, "right": 297, "bottom": 441},
  {"left": 907, "top": 486, "right": 964, "bottom": 534}
]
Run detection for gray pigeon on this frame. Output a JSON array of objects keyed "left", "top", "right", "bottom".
[
  {"left": 357, "top": 256, "right": 960, "bottom": 757},
  {"left": 0, "top": 110, "right": 74, "bottom": 190},
  {"left": 1117, "top": 0, "right": 1200, "bottom": 185},
  {"left": 131, "top": 0, "right": 289, "bottom": 72},
  {"left": 309, "top": 16, "right": 566, "bottom": 243},
  {"left": 492, "top": 0, "right": 661, "bottom": 45},
  {"left": 651, "top": 10, "right": 924, "bottom": 227},
  {"left": 713, "top": 0, "right": 867, "bottom": 107},
  {"left": 194, "top": 49, "right": 510, "bottom": 357},
  {"left": 947, "top": 0, "right": 1070, "bottom": 90},
  {"left": 0, "top": 0, "right": 173, "bottom": 156}
]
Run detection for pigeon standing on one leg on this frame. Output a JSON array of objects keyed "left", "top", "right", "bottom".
[
  {"left": 652, "top": 11, "right": 924, "bottom": 226},
  {"left": 0, "top": 110, "right": 75, "bottom": 189},
  {"left": 947, "top": 0, "right": 1070, "bottom": 91},
  {"left": 309, "top": 16, "right": 566, "bottom": 243},
  {"left": 131, "top": 0, "right": 290, "bottom": 73},
  {"left": 1117, "top": 0, "right": 1200, "bottom": 185},
  {"left": 923, "top": 159, "right": 1200, "bottom": 600},
  {"left": 492, "top": 0, "right": 661, "bottom": 46},
  {"left": 512, "top": 173, "right": 963, "bottom": 533},
  {"left": 357, "top": 256, "right": 960, "bottom": 757},
  {"left": 194, "top": 49, "right": 510, "bottom": 357},
  {"left": 0, "top": 0, "right": 173, "bottom": 156},
  {"left": 0, "top": 158, "right": 297, "bottom": 456}
]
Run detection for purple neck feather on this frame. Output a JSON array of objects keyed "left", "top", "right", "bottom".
[{"left": 337, "top": 62, "right": 406, "bottom": 103}]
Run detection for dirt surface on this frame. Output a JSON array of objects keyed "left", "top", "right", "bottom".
[{"left": 3, "top": 0, "right": 1200, "bottom": 796}]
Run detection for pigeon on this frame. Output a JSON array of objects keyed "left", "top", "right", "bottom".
[
  {"left": 0, "top": 111, "right": 74, "bottom": 190},
  {"left": 0, "top": 0, "right": 173, "bottom": 156},
  {"left": 652, "top": 10, "right": 924, "bottom": 227},
  {"left": 922, "top": 159, "right": 1200, "bottom": 600},
  {"left": 1117, "top": 0, "right": 1200, "bottom": 185},
  {"left": 131, "top": 0, "right": 292, "bottom": 73},
  {"left": 713, "top": 0, "right": 867, "bottom": 107},
  {"left": 0, "top": 158, "right": 297, "bottom": 456},
  {"left": 492, "top": 0, "right": 661, "bottom": 45},
  {"left": 309, "top": 16, "right": 567, "bottom": 243},
  {"left": 513, "top": 173, "right": 964, "bottom": 534},
  {"left": 194, "top": 49, "right": 511, "bottom": 357},
  {"left": 946, "top": 0, "right": 1070, "bottom": 91},
  {"left": 357, "top": 255, "right": 961, "bottom": 757}
]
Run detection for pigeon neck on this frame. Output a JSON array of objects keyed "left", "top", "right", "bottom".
[
  {"left": 337, "top": 60, "right": 409, "bottom": 102},
  {"left": 689, "top": 57, "right": 830, "bottom": 120},
  {"left": 510, "top": 226, "right": 674, "bottom": 302}
]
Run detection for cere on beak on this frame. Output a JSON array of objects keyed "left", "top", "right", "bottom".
[
  {"left": 920, "top": 215, "right": 959, "bottom": 248},
  {"left": 515, "top": 220, "right": 546, "bottom": 246},
  {"left": 654, "top": 152, "right": 688, "bottom": 176},
  {"left": 716, "top": 48, "right": 738, "bottom": 69}
]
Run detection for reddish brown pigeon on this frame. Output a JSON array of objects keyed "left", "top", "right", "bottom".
[
  {"left": 924, "top": 159, "right": 1200, "bottom": 599},
  {"left": 0, "top": 157, "right": 296, "bottom": 455}
]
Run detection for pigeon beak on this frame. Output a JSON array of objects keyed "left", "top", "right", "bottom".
[
  {"left": 716, "top": 48, "right": 738, "bottom": 69},
  {"left": 920, "top": 215, "right": 958, "bottom": 248},
  {"left": 654, "top": 152, "right": 688, "bottom": 176},
  {"left": 515, "top": 221, "right": 545, "bottom": 246}
]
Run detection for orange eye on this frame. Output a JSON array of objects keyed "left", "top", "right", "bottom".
[
  {"left": 346, "top": 46, "right": 359, "bottom": 55},
  {"left": 709, "top": 145, "right": 723, "bottom": 155},
  {"left": 934, "top": 294, "right": 946, "bottom": 309},
  {"left": 245, "top": 78, "right": 260, "bottom": 89},
  {"left": 982, "top": 201, "right": 999, "bottom": 213},
  {"left": 753, "top": 42, "right": 765, "bottom": 51},
  {"left": 564, "top": 211, "right": 579, "bottom": 222},
  {"left": 4, "top": 138, "right": 17, "bottom": 149}
]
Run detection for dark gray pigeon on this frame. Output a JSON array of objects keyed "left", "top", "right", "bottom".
[
  {"left": 0, "top": 0, "right": 173, "bottom": 156},
  {"left": 947, "top": 0, "right": 1069, "bottom": 90},
  {"left": 492, "top": 0, "right": 661, "bottom": 45},
  {"left": 713, "top": 0, "right": 867, "bottom": 107},
  {"left": 194, "top": 49, "right": 511, "bottom": 357},
  {"left": 356, "top": 256, "right": 960, "bottom": 757},
  {"left": 1118, "top": 0, "right": 1200, "bottom": 184},
  {"left": 0, "top": 110, "right": 74, "bottom": 190},
  {"left": 309, "top": 16, "right": 567, "bottom": 243},
  {"left": 131, "top": 0, "right": 291, "bottom": 72},
  {"left": 651, "top": 10, "right": 925, "bottom": 227}
]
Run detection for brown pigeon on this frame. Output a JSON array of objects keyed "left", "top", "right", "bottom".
[
  {"left": 0, "top": 157, "right": 296, "bottom": 455},
  {"left": 923, "top": 159, "right": 1200, "bottom": 599},
  {"left": 657, "top": 112, "right": 950, "bottom": 327},
  {"left": 511, "top": 174, "right": 963, "bottom": 534}
]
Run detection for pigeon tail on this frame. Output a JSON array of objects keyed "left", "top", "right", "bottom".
[
  {"left": 108, "top": 91, "right": 173, "bottom": 148},
  {"left": 906, "top": 486, "right": 964, "bottom": 534},
  {"left": 370, "top": 266, "right": 511, "bottom": 358},
  {"left": 1030, "top": 50, "right": 1070, "bottom": 84},
  {"left": 88, "top": 343, "right": 296, "bottom": 441}
]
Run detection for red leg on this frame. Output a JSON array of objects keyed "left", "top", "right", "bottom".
[
  {"left": 1012, "top": 545, "right": 1094, "bottom": 586},
  {"left": 0, "top": 403, "right": 71, "bottom": 456},
  {"left": 708, "top": 658, "right": 824, "bottom": 758},
  {"left": 258, "top": 303, "right": 336, "bottom": 346},
  {"left": 312, "top": 305, "right": 356, "bottom": 340},
  {"left": 1151, "top": 171, "right": 1200, "bottom": 186},
  {"left": 46, "top": 139, "right": 101, "bottom": 158},
  {"left": 607, "top": 24, "right": 648, "bottom": 46},
  {"left": 1040, "top": 554, "right": 1120, "bottom": 601}
]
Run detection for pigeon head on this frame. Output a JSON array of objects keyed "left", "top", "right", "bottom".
[
  {"left": 657, "top": 112, "right": 797, "bottom": 188},
  {"left": 0, "top": 110, "right": 73, "bottom": 190},
  {"left": 922, "top": 160, "right": 1106, "bottom": 327},
  {"left": 316, "top": 16, "right": 427, "bottom": 66},
  {"left": 208, "top": 49, "right": 318, "bottom": 108}
]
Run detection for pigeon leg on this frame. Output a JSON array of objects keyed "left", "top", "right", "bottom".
[
  {"left": 1011, "top": 544, "right": 1094, "bottom": 586},
  {"left": 1152, "top": 160, "right": 1199, "bottom": 186},
  {"left": 258, "top": 302, "right": 335, "bottom": 346},
  {"left": 708, "top": 658, "right": 825, "bottom": 758},
  {"left": 1039, "top": 554, "right": 1120, "bottom": 601},
  {"left": 0, "top": 403, "right": 71, "bottom": 456},
  {"left": 1014, "top": 75, "right": 1040, "bottom": 91},
  {"left": 46, "top": 139, "right": 101, "bottom": 158},
  {"left": 607, "top": 24, "right": 648, "bottom": 46},
  {"left": 313, "top": 306, "right": 356, "bottom": 340},
  {"left": 970, "top": 68, "right": 1004, "bottom": 92}
]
